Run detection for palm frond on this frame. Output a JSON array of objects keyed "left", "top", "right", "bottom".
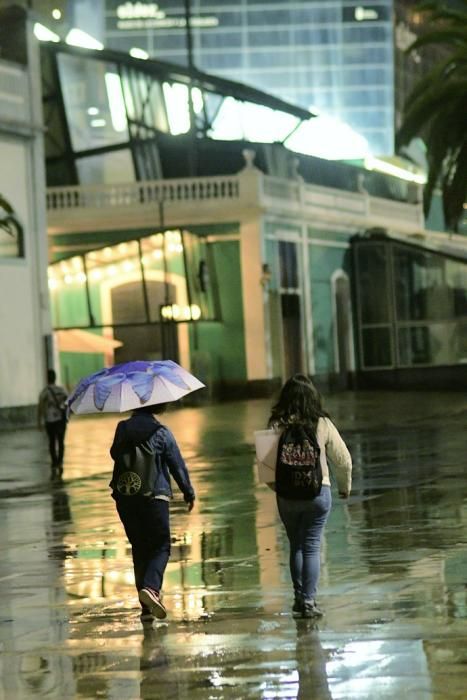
[
  {"left": 441, "top": 138, "right": 467, "bottom": 231},
  {"left": 397, "top": 80, "right": 467, "bottom": 147},
  {"left": 408, "top": 28, "right": 467, "bottom": 53},
  {"left": 419, "top": 6, "right": 467, "bottom": 25},
  {"left": 400, "top": 88, "right": 467, "bottom": 221},
  {"left": 421, "top": 113, "right": 455, "bottom": 214},
  {"left": 405, "top": 52, "right": 467, "bottom": 106}
]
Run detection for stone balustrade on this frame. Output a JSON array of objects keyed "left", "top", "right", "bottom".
[{"left": 46, "top": 168, "right": 426, "bottom": 235}]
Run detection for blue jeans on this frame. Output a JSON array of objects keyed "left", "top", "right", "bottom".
[
  {"left": 116, "top": 498, "right": 171, "bottom": 597},
  {"left": 277, "top": 486, "right": 332, "bottom": 602}
]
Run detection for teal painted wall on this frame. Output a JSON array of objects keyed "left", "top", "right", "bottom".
[
  {"left": 262, "top": 220, "right": 354, "bottom": 380},
  {"left": 425, "top": 194, "right": 446, "bottom": 233},
  {"left": 309, "top": 234, "right": 353, "bottom": 375},
  {"left": 190, "top": 240, "right": 247, "bottom": 386},
  {"left": 61, "top": 351, "right": 105, "bottom": 391},
  {"left": 51, "top": 286, "right": 106, "bottom": 389}
]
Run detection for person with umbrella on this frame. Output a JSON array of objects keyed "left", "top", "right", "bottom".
[
  {"left": 67, "top": 360, "right": 203, "bottom": 624},
  {"left": 110, "top": 401, "right": 195, "bottom": 623}
]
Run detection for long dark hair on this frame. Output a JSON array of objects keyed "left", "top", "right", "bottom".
[{"left": 268, "top": 374, "right": 329, "bottom": 432}]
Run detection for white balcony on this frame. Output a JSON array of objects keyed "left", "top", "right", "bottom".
[{"left": 46, "top": 167, "right": 426, "bottom": 237}]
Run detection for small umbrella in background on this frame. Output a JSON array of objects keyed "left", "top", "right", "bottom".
[{"left": 67, "top": 360, "right": 205, "bottom": 415}]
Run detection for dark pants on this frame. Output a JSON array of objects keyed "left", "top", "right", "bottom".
[
  {"left": 45, "top": 419, "right": 67, "bottom": 467},
  {"left": 116, "top": 497, "right": 171, "bottom": 600}
]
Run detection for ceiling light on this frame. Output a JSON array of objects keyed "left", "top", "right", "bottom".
[
  {"left": 364, "top": 156, "right": 427, "bottom": 184},
  {"left": 66, "top": 28, "right": 104, "bottom": 50},
  {"left": 130, "top": 47, "right": 149, "bottom": 60},
  {"left": 34, "top": 23, "right": 60, "bottom": 42}
]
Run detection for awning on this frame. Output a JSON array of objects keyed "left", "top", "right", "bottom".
[
  {"left": 391, "top": 231, "right": 467, "bottom": 264},
  {"left": 356, "top": 228, "right": 467, "bottom": 264},
  {"left": 55, "top": 329, "right": 122, "bottom": 354}
]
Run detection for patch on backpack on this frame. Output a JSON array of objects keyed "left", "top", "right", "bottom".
[
  {"left": 276, "top": 424, "right": 322, "bottom": 499},
  {"left": 117, "top": 470, "right": 143, "bottom": 496}
]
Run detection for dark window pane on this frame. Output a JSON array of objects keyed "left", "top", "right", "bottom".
[
  {"left": 356, "top": 244, "right": 389, "bottom": 323},
  {"left": 398, "top": 323, "right": 467, "bottom": 366},
  {"left": 394, "top": 247, "right": 456, "bottom": 322},
  {"left": 398, "top": 326, "right": 431, "bottom": 365},
  {"left": 281, "top": 293, "right": 303, "bottom": 376},
  {"left": 362, "top": 327, "right": 392, "bottom": 367},
  {"left": 58, "top": 54, "right": 129, "bottom": 153},
  {"left": 279, "top": 241, "right": 298, "bottom": 289}
]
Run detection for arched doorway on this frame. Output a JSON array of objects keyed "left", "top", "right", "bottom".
[
  {"left": 100, "top": 270, "right": 190, "bottom": 368},
  {"left": 110, "top": 279, "right": 178, "bottom": 363}
]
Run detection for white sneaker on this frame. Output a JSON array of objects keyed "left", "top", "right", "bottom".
[{"left": 138, "top": 588, "right": 167, "bottom": 620}]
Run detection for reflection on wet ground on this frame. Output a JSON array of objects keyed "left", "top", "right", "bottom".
[{"left": 1, "top": 391, "right": 466, "bottom": 699}]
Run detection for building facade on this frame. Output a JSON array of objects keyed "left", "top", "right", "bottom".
[
  {"left": 35, "top": 39, "right": 467, "bottom": 397},
  {"left": 0, "top": 7, "right": 51, "bottom": 427},
  {"left": 97, "top": 0, "right": 397, "bottom": 156},
  {"left": 46, "top": 155, "right": 467, "bottom": 395},
  {"left": 1, "top": 6, "right": 466, "bottom": 428},
  {"left": 28, "top": 0, "right": 457, "bottom": 161}
]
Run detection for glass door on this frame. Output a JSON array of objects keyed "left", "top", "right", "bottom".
[{"left": 278, "top": 241, "right": 304, "bottom": 378}]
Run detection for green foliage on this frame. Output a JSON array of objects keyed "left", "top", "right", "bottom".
[{"left": 396, "top": 1, "right": 467, "bottom": 231}]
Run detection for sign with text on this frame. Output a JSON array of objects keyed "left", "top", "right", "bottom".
[{"left": 109, "top": 1, "right": 219, "bottom": 31}]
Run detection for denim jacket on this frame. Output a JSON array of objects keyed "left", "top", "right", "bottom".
[{"left": 110, "top": 412, "right": 195, "bottom": 502}]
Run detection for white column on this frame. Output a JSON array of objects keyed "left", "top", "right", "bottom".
[
  {"left": 240, "top": 217, "right": 268, "bottom": 380},
  {"left": 238, "top": 153, "right": 268, "bottom": 381},
  {"left": 26, "top": 16, "right": 51, "bottom": 383}
]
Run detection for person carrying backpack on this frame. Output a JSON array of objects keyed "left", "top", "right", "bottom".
[
  {"left": 110, "top": 403, "right": 195, "bottom": 624},
  {"left": 268, "top": 374, "right": 352, "bottom": 619},
  {"left": 37, "top": 369, "right": 68, "bottom": 475}
]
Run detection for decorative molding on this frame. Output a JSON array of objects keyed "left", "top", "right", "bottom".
[{"left": 0, "top": 192, "right": 24, "bottom": 257}]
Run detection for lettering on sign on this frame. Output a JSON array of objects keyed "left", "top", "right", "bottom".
[
  {"left": 354, "top": 6, "right": 379, "bottom": 21},
  {"left": 117, "top": 2, "right": 164, "bottom": 19},
  {"left": 115, "top": 1, "right": 219, "bottom": 30}
]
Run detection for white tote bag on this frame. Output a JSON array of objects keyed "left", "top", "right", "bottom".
[{"left": 254, "top": 429, "right": 281, "bottom": 484}]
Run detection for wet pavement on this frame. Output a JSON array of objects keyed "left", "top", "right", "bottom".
[{"left": 1, "top": 391, "right": 467, "bottom": 699}]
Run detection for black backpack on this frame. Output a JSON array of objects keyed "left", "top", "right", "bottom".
[
  {"left": 275, "top": 424, "right": 322, "bottom": 500},
  {"left": 111, "top": 427, "right": 160, "bottom": 498}
]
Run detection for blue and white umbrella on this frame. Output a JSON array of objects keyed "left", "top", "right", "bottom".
[{"left": 67, "top": 360, "right": 205, "bottom": 415}]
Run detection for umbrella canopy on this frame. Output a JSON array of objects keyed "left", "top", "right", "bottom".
[
  {"left": 67, "top": 360, "right": 205, "bottom": 415},
  {"left": 55, "top": 329, "right": 123, "bottom": 354}
]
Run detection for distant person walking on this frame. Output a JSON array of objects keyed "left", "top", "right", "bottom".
[
  {"left": 268, "top": 374, "right": 352, "bottom": 618},
  {"left": 37, "top": 369, "right": 68, "bottom": 475},
  {"left": 110, "top": 403, "right": 195, "bottom": 625}
]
